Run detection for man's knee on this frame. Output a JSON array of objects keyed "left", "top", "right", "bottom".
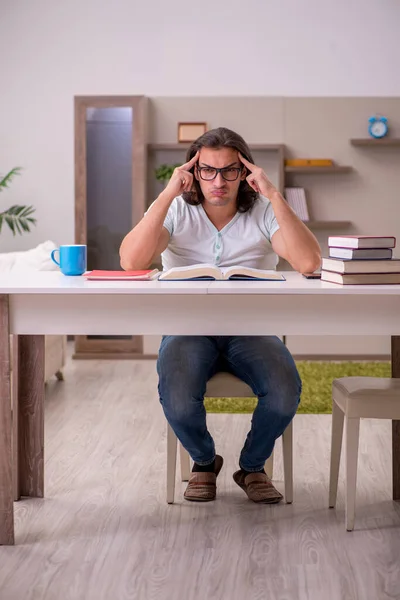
[
  {"left": 158, "top": 337, "right": 208, "bottom": 422},
  {"left": 157, "top": 335, "right": 213, "bottom": 373},
  {"left": 159, "top": 377, "right": 205, "bottom": 423},
  {"left": 260, "top": 366, "right": 302, "bottom": 418},
  {"left": 278, "top": 380, "right": 301, "bottom": 417},
  {"left": 157, "top": 336, "right": 188, "bottom": 372}
]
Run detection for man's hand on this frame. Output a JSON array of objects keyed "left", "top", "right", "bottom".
[
  {"left": 163, "top": 151, "right": 199, "bottom": 199},
  {"left": 239, "top": 153, "right": 276, "bottom": 198}
]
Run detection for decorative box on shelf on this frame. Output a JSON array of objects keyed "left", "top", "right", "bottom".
[{"left": 285, "top": 159, "right": 333, "bottom": 167}]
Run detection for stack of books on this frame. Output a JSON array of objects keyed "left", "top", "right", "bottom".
[{"left": 321, "top": 235, "right": 400, "bottom": 284}]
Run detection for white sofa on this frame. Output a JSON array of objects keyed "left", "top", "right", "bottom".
[{"left": 0, "top": 240, "right": 67, "bottom": 382}]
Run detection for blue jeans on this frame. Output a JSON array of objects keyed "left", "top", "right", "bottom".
[{"left": 157, "top": 336, "right": 302, "bottom": 472}]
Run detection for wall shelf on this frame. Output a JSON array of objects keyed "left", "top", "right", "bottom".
[
  {"left": 148, "top": 143, "right": 284, "bottom": 151},
  {"left": 285, "top": 166, "right": 353, "bottom": 174},
  {"left": 350, "top": 138, "right": 400, "bottom": 147},
  {"left": 148, "top": 143, "right": 190, "bottom": 150},
  {"left": 248, "top": 144, "right": 285, "bottom": 151},
  {"left": 305, "top": 220, "right": 352, "bottom": 230}
]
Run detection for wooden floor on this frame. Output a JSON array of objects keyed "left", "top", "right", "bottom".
[{"left": 1, "top": 348, "right": 400, "bottom": 600}]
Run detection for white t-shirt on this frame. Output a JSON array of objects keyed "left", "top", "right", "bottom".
[{"left": 149, "top": 195, "right": 280, "bottom": 271}]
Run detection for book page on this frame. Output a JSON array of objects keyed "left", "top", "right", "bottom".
[
  {"left": 220, "top": 265, "right": 285, "bottom": 280},
  {"left": 159, "top": 263, "right": 221, "bottom": 280}
]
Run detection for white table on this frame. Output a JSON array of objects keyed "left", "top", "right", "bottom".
[{"left": 1, "top": 271, "right": 400, "bottom": 544}]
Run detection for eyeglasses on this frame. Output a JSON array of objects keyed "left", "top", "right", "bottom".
[{"left": 197, "top": 166, "right": 243, "bottom": 182}]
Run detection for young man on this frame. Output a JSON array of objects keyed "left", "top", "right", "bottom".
[{"left": 120, "top": 127, "right": 321, "bottom": 503}]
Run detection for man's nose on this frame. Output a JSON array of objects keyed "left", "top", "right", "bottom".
[{"left": 214, "top": 172, "right": 225, "bottom": 186}]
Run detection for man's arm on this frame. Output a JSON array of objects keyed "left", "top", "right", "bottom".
[
  {"left": 268, "top": 191, "right": 321, "bottom": 273},
  {"left": 239, "top": 154, "right": 321, "bottom": 274},
  {"left": 119, "top": 152, "right": 199, "bottom": 270},
  {"left": 119, "top": 191, "right": 172, "bottom": 270}
]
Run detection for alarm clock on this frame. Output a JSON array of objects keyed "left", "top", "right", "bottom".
[{"left": 368, "top": 115, "right": 388, "bottom": 139}]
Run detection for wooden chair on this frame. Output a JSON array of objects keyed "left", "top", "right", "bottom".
[{"left": 329, "top": 376, "right": 400, "bottom": 531}]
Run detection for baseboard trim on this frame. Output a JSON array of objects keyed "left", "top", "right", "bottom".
[{"left": 72, "top": 352, "right": 158, "bottom": 360}]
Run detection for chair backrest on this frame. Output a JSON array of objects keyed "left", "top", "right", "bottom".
[{"left": 205, "top": 372, "right": 254, "bottom": 398}]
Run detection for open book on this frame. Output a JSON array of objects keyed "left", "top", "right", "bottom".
[{"left": 158, "top": 264, "right": 285, "bottom": 281}]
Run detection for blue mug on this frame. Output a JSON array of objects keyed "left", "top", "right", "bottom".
[{"left": 51, "top": 245, "right": 87, "bottom": 276}]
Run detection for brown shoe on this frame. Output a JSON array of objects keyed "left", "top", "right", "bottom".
[
  {"left": 233, "top": 470, "right": 283, "bottom": 504},
  {"left": 184, "top": 455, "right": 224, "bottom": 502}
]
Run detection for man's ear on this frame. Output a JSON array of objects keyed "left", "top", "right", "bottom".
[
  {"left": 194, "top": 165, "right": 200, "bottom": 181},
  {"left": 240, "top": 166, "right": 247, "bottom": 181}
]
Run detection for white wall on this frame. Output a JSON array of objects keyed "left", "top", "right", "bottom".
[{"left": 1, "top": 0, "right": 400, "bottom": 251}]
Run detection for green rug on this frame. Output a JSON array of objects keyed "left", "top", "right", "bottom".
[{"left": 204, "top": 361, "right": 391, "bottom": 415}]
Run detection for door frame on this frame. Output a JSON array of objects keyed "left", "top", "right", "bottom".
[{"left": 74, "top": 95, "right": 148, "bottom": 358}]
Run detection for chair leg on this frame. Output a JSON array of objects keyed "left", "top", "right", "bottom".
[
  {"left": 265, "top": 451, "right": 274, "bottom": 480},
  {"left": 180, "top": 444, "right": 191, "bottom": 482},
  {"left": 166, "top": 424, "right": 178, "bottom": 504},
  {"left": 282, "top": 421, "right": 293, "bottom": 504},
  {"left": 345, "top": 416, "right": 360, "bottom": 532},
  {"left": 329, "top": 399, "right": 345, "bottom": 509}
]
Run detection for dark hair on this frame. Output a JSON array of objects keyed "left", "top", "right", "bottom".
[{"left": 182, "top": 127, "right": 258, "bottom": 213}]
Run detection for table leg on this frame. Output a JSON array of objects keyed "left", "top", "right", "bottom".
[
  {"left": 392, "top": 336, "right": 400, "bottom": 501},
  {"left": 0, "top": 295, "right": 14, "bottom": 545},
  {"left": 18, "top": 335, "right": 45, "bottom": 498},
  {"left": 11, "top": 336, "right": 19, "bottom": 501}
]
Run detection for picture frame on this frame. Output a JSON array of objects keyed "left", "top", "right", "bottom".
[{"left": 177, "top": 122, "right": 207, "bottom": 143}]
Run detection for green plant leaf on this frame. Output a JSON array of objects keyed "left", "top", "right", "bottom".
[
  {"left": 0, "top": 167, "right": 22, "bottom": 192},
  {"left": 154, "top": 163, "right": 182, "bottom": 182},
  {"left": 0, "top": 165, "right": 37, "bottom": 236},
  {"left": 5, "top": 215, "right": 16, "bottom": 235},
  {"left": 0, "top": 205, "right": 37, "bottom": 236}
]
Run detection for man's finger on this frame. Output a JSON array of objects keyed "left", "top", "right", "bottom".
[
  {"left": 182, "top": 151, "right": 200, "bottom": 170},
  {"left": 238, "top": 152, "right": 254, "bottom": 171}
]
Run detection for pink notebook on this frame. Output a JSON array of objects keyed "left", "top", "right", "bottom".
[{"left": 84, "top": 269, "right": 159, "bottom": 281}]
